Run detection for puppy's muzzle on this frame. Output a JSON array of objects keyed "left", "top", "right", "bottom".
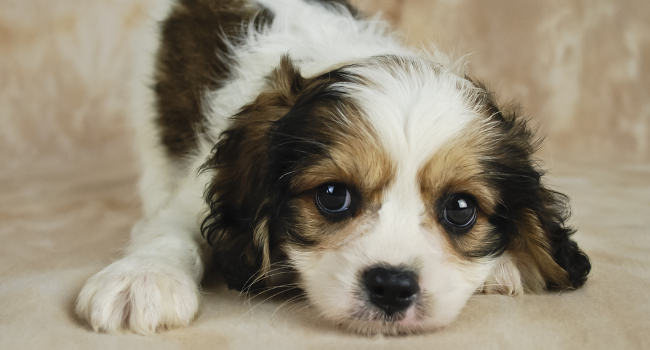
[{"left": 362, "top": 266, "right": 419, "bottom": 315}]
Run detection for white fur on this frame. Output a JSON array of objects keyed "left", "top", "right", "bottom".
[
  {"left": 76, "top": 0, "right": 509, "bottom": 334},
  {"left": 481, "top": 253, "right": 524, "bottom": 295},
  {"left": 75, "top": 155, "right": 212, "bottom": 333},
  {"left": 75, "top": 0, "right": 210, "bottom": 333},
  {"left": 284, "top": 56, "right": 495, "bottom": 332},
  {"left": 129, "top": 0, "right": 188, "bottom": 217},
  {"left": 202, "top": 0, "right": 413, "bottom": 142},
  {"left": 341, "top": 59, "right": 483, "bottom": 165}
]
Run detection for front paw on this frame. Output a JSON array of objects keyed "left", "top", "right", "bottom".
[{"left": 75, "top": 257, "right": 200, "bottom": 334}]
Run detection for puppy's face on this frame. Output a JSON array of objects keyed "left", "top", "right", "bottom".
[{"left": 203, "top": 56, "right": 590, "bottom": 334}]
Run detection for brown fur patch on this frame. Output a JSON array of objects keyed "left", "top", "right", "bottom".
[
  {"left": 201, "top": 56, "right": 393, "bottom": 289},
  {"left": 417, "top": 119, "right": 502, "bottom": 259},
  {"left": 154, "top": 0, "right": 273, "bottom": 157},
  {"left": 288, "top": 106, "right": 394, "bottom": 197},
  {"left": 509, "top": 210, "right": 570, "bottom": 292},
  {"left": 200, "top": 57, "right": 306, "bottom": 290},
  {"left": 420, "top": 81, "right": 590, "bottom": 291},
  {"left": 277, "top": 76, "right": 395, "bottom": 249},
  {"left": 417, "top": 109, "right": 581, "bottom": 292},
  {"left": 284, "top": 109, "right": 394, "bottom": 248}
]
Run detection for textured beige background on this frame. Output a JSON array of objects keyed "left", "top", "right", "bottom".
[
  {"left": 355, "top": 0, "right": 650, "bottom": 162},
  {"left": 1, "top": 1, "right": 649, "bottom": 349},
  {"left": 1, "top": 0, "right": 648, "bottom": 161}
]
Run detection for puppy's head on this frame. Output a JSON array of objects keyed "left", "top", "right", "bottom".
[{"left": 202, "top": 55, "right": 590, "bottom": 334}]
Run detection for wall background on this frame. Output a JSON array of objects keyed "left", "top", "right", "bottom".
[
  {"left": 1, "top": 1, "right": 649, "bottom": 349},
  {"left": 354, "top": 0, "right": 650, "bottom": 162},
  {"left": 1, "top": 0, "right": 648, "bottom": 164}
]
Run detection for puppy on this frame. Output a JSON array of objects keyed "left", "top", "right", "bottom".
[{"left": 75, "top": 0, "right": 591, "bottom": 335}]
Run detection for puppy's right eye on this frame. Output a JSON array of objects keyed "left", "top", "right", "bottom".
[{"left": 315, "top": 183, "right": 353, "bottom": 220}]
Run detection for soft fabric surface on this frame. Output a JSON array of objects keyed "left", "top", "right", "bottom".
[{"left": 1, "top": 1, "right": 649, "bottom": 349}]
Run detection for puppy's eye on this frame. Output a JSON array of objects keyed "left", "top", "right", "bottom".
[
  {"left": 441, "top": 193, "right": 477, "bottom": 234},
  {"left": 315, "top": 183, "right": 353, "bottom": 219}
]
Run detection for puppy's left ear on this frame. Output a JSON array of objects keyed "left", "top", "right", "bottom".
[
  {"left": 512, "top": 185, "right": 591, "bottom": 291},
  {"left": 200, "top": 56, "right": 305, "bottom": 291},
  {"left": 483, "top": 107, "right": 591, "bottom": 292}
]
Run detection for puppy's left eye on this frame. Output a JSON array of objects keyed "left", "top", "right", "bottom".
[
  {"left": 441, "top": 193, "right": 477, "bottom": 234},
  {"left": 315, "top": 183, "right": 353, "bottom": 219}
]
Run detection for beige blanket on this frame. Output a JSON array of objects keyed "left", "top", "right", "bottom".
[{"left": 2, "top": 1, "right": 649, "bottom": 348}]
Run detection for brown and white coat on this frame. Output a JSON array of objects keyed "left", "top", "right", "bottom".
[{"left": 76, "top": 0, "right": 590, "bottom": 335}]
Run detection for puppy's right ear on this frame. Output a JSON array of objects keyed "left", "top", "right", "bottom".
[{"left": 200, "top": 56, "right": 304, "bottom": 291}]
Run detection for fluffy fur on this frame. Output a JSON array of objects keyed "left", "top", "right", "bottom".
[{"left": 75, "top": 0, "right": 590, "bottom": 335}]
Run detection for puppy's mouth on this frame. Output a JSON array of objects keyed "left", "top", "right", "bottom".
[{"left": 351, "top": 302, "right": 423, "bottom": 322}]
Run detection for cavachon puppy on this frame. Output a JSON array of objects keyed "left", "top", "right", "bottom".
[{"left": 75, "top": 0, "right": 591, "bottom": 335}]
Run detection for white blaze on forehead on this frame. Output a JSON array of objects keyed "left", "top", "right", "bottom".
[
  {"left": 340, "top": 58, "right": 481, "bottom": 170},
  {"left": 328, "top": 57, "right": 484, "bottom": 265}
]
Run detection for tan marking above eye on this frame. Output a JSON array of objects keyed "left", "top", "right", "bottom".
[
  {"left": 417, "top": 119, "right": 501, "bottom": 217},
  {"left": 417, "top": 119, "right": 503, "bottom": 259},
  {"left": 288, "top": 103, "right": 395, "bottom": 200},
  {"left": 277, "top": 93, "right": 395, "bottom": 250}
]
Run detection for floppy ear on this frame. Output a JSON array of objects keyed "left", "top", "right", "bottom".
[
  {"left": 508, "top": 185, "right": 591, "bottom": 292},
  {"left": 482, "top": 108, "right": 591, "bottom": 293},
  {"left": 200, "top": 56, "right": 304, "bottom": 291}
]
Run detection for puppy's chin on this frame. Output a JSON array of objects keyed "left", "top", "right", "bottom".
[
  {"left": 316, "top": 304, "right": 460, "bottom": 336},
  {"left": 288, "top": 249, "right": 477, "bottom": 336}
]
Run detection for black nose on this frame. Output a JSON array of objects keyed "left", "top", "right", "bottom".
[{"left": 362, "top": 266, "right": 419, "bottom": 314}]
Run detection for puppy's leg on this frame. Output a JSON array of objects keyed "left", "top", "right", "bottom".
[
  {"left": 480, "top": 253, "right": 524, "bottom": 295},
  {"left": 76, "top": 173, "right": 210, "bottom": 334}
]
